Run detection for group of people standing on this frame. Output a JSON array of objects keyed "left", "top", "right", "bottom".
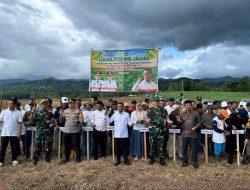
[{"left": 0, "top": 96, "right": 249, "bottom": 169}]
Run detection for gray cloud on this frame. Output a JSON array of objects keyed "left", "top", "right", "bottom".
[
  {"left": 0, "top": 0, "right": 250, "bottom": 80},
  {"left": 55, "top": 0, "right": 250, "bottom": 50}
]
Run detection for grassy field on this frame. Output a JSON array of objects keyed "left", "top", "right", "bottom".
[{"left": 158, "top": 91, "right": 250, "bottom": 101}]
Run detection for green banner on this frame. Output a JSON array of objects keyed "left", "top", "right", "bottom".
[{"left": 90, "top": 48, "right": 158, "bottom": 92}]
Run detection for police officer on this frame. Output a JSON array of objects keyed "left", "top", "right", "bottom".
[
  {"left": 32, "top": 99, "right": 55, "bottom": 165},
  {"left": 147, "top": 98, "right": 169, "bottom": 165},
  {"left": 59, "top": 98, "right": 82, "bottom": 163}
]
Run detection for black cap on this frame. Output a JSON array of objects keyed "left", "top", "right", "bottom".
[
  {"left": 213, "top": 100, "right": 219, "bottom": 105},
  {"left": 184, "top": 100, "right": 192, "bottom": 104},
  {"left": 159, "top": 98, "right": 165, "bottom": 102},
  {"left": 112, "top": 100, "right": 118, "bottom": 105},
  {"left": 168, "top": 97, "right": 175, "bottom": 102}
]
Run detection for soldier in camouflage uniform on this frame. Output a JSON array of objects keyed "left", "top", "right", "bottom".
[
  {"left": 147, "top": 98, "right": 169, "bottom": 165},
  {"left": 31, "top": 99, "right": 55, "bottom": 165}
]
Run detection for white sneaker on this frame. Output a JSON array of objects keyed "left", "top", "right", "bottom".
[
  {"left": 12, "top": 160, "right": 19, "bottom": 167},
  {"left": 0, "top": 162, "right": 3, "bottom": 167}
]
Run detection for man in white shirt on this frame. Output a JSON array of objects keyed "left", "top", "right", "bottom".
[
  {"left": 164, "top": 98, "right": 175, "bottom": 115},
  {"left": 24, "top": 97, "right": 40, "bottom": 112},
  {"left": 91, "top": 101, "right": 108, "bottom": 160},
  {"left": 103, "top": 71, "right": 118, "bottom": 92},
  {"left": 109, "top": 102, "right": 132, "bottom": 166},
  {"left": 0, "top": 99, "right": 22, "bottom": 167},
  {"left": 90, "top": 71, "right": 104, "bottom": 91},
  {"left": 132, "top": 68, "right": 158, "bottom": 92}
]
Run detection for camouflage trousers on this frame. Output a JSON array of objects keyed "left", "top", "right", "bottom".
[
  {"left": 33, "top": 129, "right": 53, "bottom": 159},
  {"left": 149, "top": 127, "right": 166, "bottom": 159}
]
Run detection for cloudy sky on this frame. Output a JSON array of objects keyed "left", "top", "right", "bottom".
[{"left": 0, "top": 0, "right": 250, "bottom": 80}]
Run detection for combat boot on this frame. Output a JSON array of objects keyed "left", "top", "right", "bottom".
[
  {"left": 160, "top": 158, "right": 166, "bottom": 166},
  {"left": 149, "top": 158, "right": 155, "bottom": 165}
]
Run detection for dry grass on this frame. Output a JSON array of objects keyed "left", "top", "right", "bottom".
[
  {"left": 1, "top": 98, "right": 250, "bottom": 189},
  {"left": 0, "top": 154, "right": 250, "bottom": 190}
]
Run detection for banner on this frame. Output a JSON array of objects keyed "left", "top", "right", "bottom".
[{"left": 89, "top": 48, "right": 158, "bottom": 92}]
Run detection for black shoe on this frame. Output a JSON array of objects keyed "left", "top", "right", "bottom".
[
  {"left": 242, "top": 159, "right": 248, "bottom": 165},
  {"left": 124, "top": 159, "right": 130, "bottom": 165},
  {"left": 75, "top": 158, "right": 81, "bottom": 163},
  {"left": 114, "top": 160, "right": 121, "bottom": 166},
  {"left": 94, "top": 157, "right": 98, "bottom": 160},
  {"left": 33, "top": 159, "right": 38, "bottom": 166},
  {"left": 182, "top": 162, "right": 188, "bottom": 167},
  {"left": 160, "top": 159, "right": 166, "bottom": 166},
  {"left": 58, "top": 159, "right": 69, "bottom": 165},
  {"left": 193, "top": 163, "right": 198, "bottom": 169},
  {"left": 149, "top": 158, "right": 155, "bottom": 165},
  {"left": 45, "top": 157, "right": 51, "bottom": 163}
]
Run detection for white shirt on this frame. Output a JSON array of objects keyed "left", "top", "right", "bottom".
[
  {"left": 212, "top": 116, "right": 225, "bottom": 144},
  {"left": 102, "top": 80, "right": 118, "bottom": 91},
  {"left": 164, "top": 105, "right": 173, "bottom": 115},
  {"left": 24, "top": 104, "right": 41, "bottom": 112},
  {"left": 92, "top": 110, "right": 108, "bottom": 131},
  {"left": 109, "top": 111, "right": 131, "bottom": 138},
  {"left": 131, "top": 111, "right": 147, "bottom": 130},
  {"left": 132, "top": 80, "right": 158, "bottom": 92},
  {"left": 90, "top": 80, "right": 104, "bottom": 91},
  {"left": 82, "top": 110, "right": 93, "bottom": 127},
  {"left": 0, "top": 109, "right": 22, "bottom": 137}
]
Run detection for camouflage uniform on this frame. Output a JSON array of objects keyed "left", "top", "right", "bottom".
[
  {"left": 147, "top": 107, "right": 168, "bottom": 159},
  {"left": 33, "top": 109, "right": 54, "bottom": 161}
]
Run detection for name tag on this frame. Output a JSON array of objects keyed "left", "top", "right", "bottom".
[
  {"left": 201, "top": 129, "right": 213, "bottom": 134},
  {"left": 83, "top": 127, "right": 93, "bottom": 131},
  {"left": 139, "top": 128, "right": 149, "bottom": 132},
  {"left": 169, "top": 129, "right": 181, "bottom": 134},
  {"left": 107, "top": 126, "right": 115, "bottom": 131},
  {"left": 232, "top": 130, "right": 244, "bottom": 135}
]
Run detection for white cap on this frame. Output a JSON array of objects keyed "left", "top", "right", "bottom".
[
  {"left": 61, "top": 97, "right": 68, "bottom": 104},
  {"left": 221, "top": 101, "right": 227, "bottom": 108},
  {"left": 172, "top": 104, "right": 180, "bottom": 112}
]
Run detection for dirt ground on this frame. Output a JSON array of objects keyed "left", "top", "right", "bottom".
[
  {"left": 0, "top": 153, "right": 250, "bottom": 190},
  {"left": 1, "top": 98, "right": 250, "bottom": 189}
]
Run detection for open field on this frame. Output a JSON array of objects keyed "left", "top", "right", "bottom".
[
  {"left": 1, "top": 91, "right": 250, "bottom": 109},
  {"left": 158, "top": 91, "right": 250, "bottom": 101},
  {"left": 1, "top": 91, "right": 250, "bottom": 189}
]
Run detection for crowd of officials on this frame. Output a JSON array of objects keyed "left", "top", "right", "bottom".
[{"left": 0, "top": 96, "right": 250, "bottom": 169}]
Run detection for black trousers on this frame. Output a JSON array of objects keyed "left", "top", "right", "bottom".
[
  {"left": 115, "top": 138, "right": 129, "bottom": 161},
  {"left": 0, "top": 136, "right": 19, "bottom": 163},
  {"left": 25, "top": 130, "right": 32, "bottom": 158},
  {"left": 182, "top": 137, "right": 198, "bottom": 164},
  {"left": 63, "top": 132, "right": 81, "bottom": 160},
  {"left": 17, "top": 135, "right": 25, "bottom": 155},
  {"left": 93, "top": 128, "right": 107, "bottom": 159}
]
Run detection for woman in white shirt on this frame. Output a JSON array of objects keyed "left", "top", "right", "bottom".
[
  {"left": 82, "top": 103, "right": 94, "bottom": 159},
  {"left": 131, "top": 102, "right": 148, "bottom": 160}
]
